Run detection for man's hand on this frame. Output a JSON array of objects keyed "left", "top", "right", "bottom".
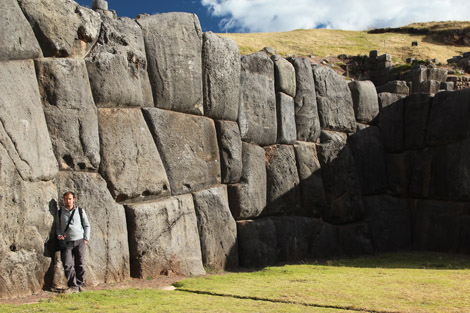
[
  {"left": 84, "top": 240, "right": 88, "bottom": 244},
  {"left": 57, "top": 235, "right": 65, "bottom": 240}
]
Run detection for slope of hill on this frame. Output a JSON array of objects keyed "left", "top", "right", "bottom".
[{"left": 220, "top": 22, "right": 470, "bottom": 63}]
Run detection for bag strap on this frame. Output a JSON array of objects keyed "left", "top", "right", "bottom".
[
  {"left": 78, "top": 207, "right": 84, "bottom": 227},
  {"left": 62, "top": 208, "right": 77, "bottom": 233}
]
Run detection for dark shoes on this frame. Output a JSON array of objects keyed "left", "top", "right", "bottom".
[
  {"left": 63, "top": 286, "right": 79, "bottom": 294},
  {"left": 78, "top": 285, "right": 86, "bottom": 292}
]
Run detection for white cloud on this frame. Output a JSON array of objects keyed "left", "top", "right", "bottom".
[{"left": 201, "top": 0, "right": 470, "bottom": 32}]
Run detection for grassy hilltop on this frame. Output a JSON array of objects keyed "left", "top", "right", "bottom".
[{"left": 220, "top": 21, "right": 470, "bottom": 63}]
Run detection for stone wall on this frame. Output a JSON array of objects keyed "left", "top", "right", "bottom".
[{"left": 0, "top": 0, "right": 469, "bottom": 299}]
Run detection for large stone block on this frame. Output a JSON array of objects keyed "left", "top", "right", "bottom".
[
  {"left": 55, "top": 172, "right": 130, "bottom": 286},
  {"left": 348, "top": 126, "right": 387, "bottom": 195},
  {"left": 237, "top": 218, "right": 278, "bottom": 268},
  {"left": 228, "top": 142, "right": 267, "bottom": 220},
  {"left": 98, "top": 108, "right": 170, "bottom": 202},
  {"left": 386, "top": 152, "right": 416, "bottom": 197},
  {"left": 426, "top": 89, "right": 470, "bottom": 146},
  {"left": 404, "top": 93, "right": 432, "bottom": 150},
  {"left": 348, "top": 80, "right": 379, "bottom": 124},
  {"left": 378, "top": 96, "right": 405, "bottom": 153},
  {"left": 35, "top": 58, "right": 100, "bottom": 171},
  {"left": 239, "top": 52, "right": 277, "bottom": 146},
  {"left": 143, "top": 108, "right": 220, "bottom": 195},
  {"left": 460, "top": 216, "right": 470, "bottom": 254},
  {"left": 276, "top": 92, "right": 297, "bottom": 144},
  {"left": 18, "top": 0, "right": 101, "bottom": 58},
  {"left": 311, "top": 222, "right": 373, "bottom": 257},
  {"left": 376, "top": 80, "right": 409, "bottom": 96},
  {"left": 0, "top": 145, "right": 57, "bottom": 298},
  {"left": 193, "top": 185, "right": 238, "bottom": 270},
  {"left": 85, "top": 16, "right": 153, "bottom": 107},
  {"left": 272, "top": 55, "right": 296, "bottom": 97},
  {"left": 202, "top": 32, "right": 240, "bottom": 121},
  {"left": 264, "top": 145, "right": 300, "bottom": 216},
  {"left": 270, "top": 217, "right": 322, "bottom": 262},
  {"left": 410, "top": 199, "right": 470, "bottom": 252},
  {"left": 0, "top": 0, "right": 42, "bottom": 61},
  {"left": 288, "top": 57, "right": 321, "bottom": 142},
  {"left": 317, "top": 131, "right": 364, "bottom": 224},
  {"left": 126, "top": 195, "right": 205, "bottom": 278},
  {"left": 377, "top": 92, "right": 406, "bottom": 111},
  {"left": 137, "top": 13, "right": 203, "bottom": 115},
  {"left": 408, "top": 149, "right": 434, "bottom": 198},
  {"left": 294, "top": 141, "right": 327, "bottom": 217},
  {"left": 314, "top": 66, "right": 356, "bottom": 133},
  {"left": 0, "top": 60, "right": 57, "bottom": 182},
  {"left": 215, "top": 120, "right": 242, "bottom": 184},
  {"left": 363, "top": 195, "right": 412, "bottom": 252}
]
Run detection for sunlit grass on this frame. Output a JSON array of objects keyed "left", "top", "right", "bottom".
[{"left": 2, "top": 252, "right": 470, "bottom": 313}]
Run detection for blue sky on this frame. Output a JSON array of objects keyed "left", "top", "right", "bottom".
[{"left": 76, "top": 0, "right": 470, "bottom": 33}]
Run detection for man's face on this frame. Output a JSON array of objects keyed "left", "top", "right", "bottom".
[{"left": 64, "top": 194, "right": 76, "bottom": 209}]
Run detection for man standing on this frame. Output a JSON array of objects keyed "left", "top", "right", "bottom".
[{"left": 56, "top": 191, "right": 91, "bottom": 293}]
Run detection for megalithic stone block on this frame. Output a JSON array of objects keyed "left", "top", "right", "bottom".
[
  {"left": 85, "top": 16, "right": 153, "bottom": 107},
  {"left": 215, "top": 120, "right": 242, "bottom": 184},
  {"left": 18, "top": 0, "right": 101, "bottom": 58},
  {"left": 0, "top": 0, "right": 42, "bottom": 61},
  {"left": 276, "top": 92, "right": 297, "bottom": 144},
  {"left": 348, "top": 80, "right": 379, "bottom": 124},
  {"left": 239, "top": 52, "right": 277, "bottom": 146},
  {"left": 98, "top": 108, "right": 171, "bottom": 202},
  {"left": 202, "top": 32, "right": 240, "bottom": 121},
  {"left": 288, "top": 57, "right": 321, "bottom": 142},
  {"left": 143, "top": 108, "right": 221, "bottom": 195},
  {"left": 272, "top": 55, "right": 296, "bottom": 97},
  {"left": 137, "top": 13, "right": 203, "bottom": 115},
  {"left": 35, "top": 58, "right": 100, "bottom": 171},
  {"left": 193, "top": 185, "right": 239, "bottom": 270},
  {"left": 314, "top": 66, "right": 356, "bottom": 133},
  {"left": 125, "top": 195, "right": 206, "bottom": 278}
]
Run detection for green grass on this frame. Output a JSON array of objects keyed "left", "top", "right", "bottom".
[{"left": 2, "top": 252, "right": 470, "bottom": 313}]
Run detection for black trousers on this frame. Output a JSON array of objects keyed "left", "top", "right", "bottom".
[{"left": 61, "top": 238, "right": 86, "bottom": 287}]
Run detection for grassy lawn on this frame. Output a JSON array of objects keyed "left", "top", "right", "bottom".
[{"left": 2, "top": 252, "right": 470, "bottom": 312}]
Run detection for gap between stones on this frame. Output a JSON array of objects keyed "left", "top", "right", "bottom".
[{"left": 176, "top": 288, "right": 400, "bottom": 313}]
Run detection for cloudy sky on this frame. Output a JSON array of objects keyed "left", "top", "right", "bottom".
[{"left": 76, "top": 0, "right": 470, "bottom": 33}]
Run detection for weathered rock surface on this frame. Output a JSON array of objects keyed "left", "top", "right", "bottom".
[
  {"left": 376, "top": 80, "right": 409, "bottom": 96},
  {"left": 288, "top": 57, "right": 321, "bottom": 142},
  {"left": 143, "top": 108, "right": 220, "bottom": 195},
  {"left": 404, "top": 93, "right": 432, "bottom": 150},
  {"left": 426, "top": 89, "right": 470, "bottom": 146},
  {"left": 55, "top": 172, "right": 130, "bottom": 286},
  {"left": 264, "top": 145, "right": 300, "bottom": 216},
  {"left": 460, "top": 216, "right": 470, "bottom": 254},
  {"left": 193, "top": 185, "right": 238, "bottom": 270},
  {"left": 0, "top": 0, "right": 42, "bottom": 61},
  {"left": 237, "top": 218, "right": 278, "bottom": 268},
  {"left": 386, "top": 152, "right": 416, "bottom": 197},
  {"left": 239, "top": 52, "right": 277, "bottom": 146},
  {"left": 294, "top": 141, "right": 327, "bottom": 217},
  {"left": 411, "top": 199, "right": 469, "bottom": 252},
  {"left": 18, "top": 0, "right": 101, "bottom": 58},
  {"left": 270, "top": 217, "right": 322, "bottom": 261},
  {"left": 348, "top": 126, "right": 388, "bottom": 195},
  {"left": 377, "top": 92, "right": 406, "bottom": 111},
  {"left": 35, "top": 58, "right": 100, "bottom": 171},
  {"left": 318, "top": 131, "right": 364, "bottom": 224},
  {"left": 0, "top": 145, "right": 57, "bottom": 298},
  {"left": 378, "top": 96, "right": 405, "bottom": 153},
  {"left": 0, "top": 60, "right": 57, "bottom": 182},
  {"left": 215, "top": 120, "right": 242, "bottom": 184},
  {"left": 348, "top": 80, "right": 379, "bottom": 124},
  {"left": 202, "top": 32, "right": 240, "bottom": 121},
  {"left": 228, "top": 142, "right": 266, "bottom": 220},
  {"left": 137, "top": 13, "right": 203, "bottom": 115},
  {"left": 364, "top": 195, "right": 412, "bottom": 252},
  {"left": 276, "top": 92, "right": 297, "bottom": 144},
  {"left": 272, "top": 55, "right": 296, "bottom": 97},
  {"left": 85, "top": 16, "right": 153, "bottom": 107},
  {"left": 314, "top": 66, "right": 356, "bottom": 133},
  {"left": 98, "top": 108, "right": 170, "bottom": 202},
  {"left": 125, "top": 194, "right": 205, "bottom": 278}
]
